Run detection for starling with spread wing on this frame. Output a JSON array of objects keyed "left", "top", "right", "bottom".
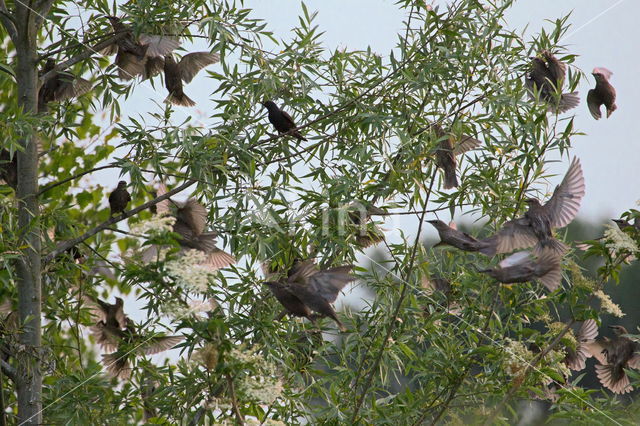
[
  {"left": 88, "top": 296, "right": 128, "bottom": 352},
  {"left": 479, "top": 249, "right": 562, "bottom": 291},
  {"left": 108, "top": 181, "right": 131, "bottom": 216},
  {"left": 483, "top": 157, "right": 585, "bottom": 256},
  {"left": 164, "top": 52, "right": 220, "bottom": 106},
  {"left": 525, "top": 50, "right": 579, "bottom": 113},
  {"left": 587, "top": 67, "right": 617, "bottom": 120},
  {"left": 264, "top": 260, "right": 355, "bottom": 332},
  {"left": 431, "top": 124, "right": 481, "bottom": 189},
  {"left": 38, "top": 59, "right": 92, "bottom": 111},
  {"left": 261, "top": 101, "right": 307, "bottom": 141},
  {"left": 586, "top": 325, "right": 640, "bottom": 394}
]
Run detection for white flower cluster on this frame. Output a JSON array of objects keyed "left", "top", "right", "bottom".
[
  {"left": 544, "top": 348, "right": 571, "bottom": 383},
  {"left": 130, "top": 214, "right": 176, "bottom": 236},
  {"left": 229, "top": 347, "right": 284, "bottom": 405},
  {"left": 503, "top": 338, "right": 534, "bottom": 377},
  {"left": 594, "top": 290, "right": 625, "bottom": 318},
  {"left": 165, "top": 249, "right": 213, "bottom": 293},
  {"left": 162, "top": 299, "right": 216, "bottom": 320},
  {"left": 603, "top": 224, "right": 639, "bottom": 258}
]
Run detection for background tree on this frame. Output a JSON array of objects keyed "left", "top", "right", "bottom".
[{"left": 0, "top": 0, "right": 639, "bottom": 424}]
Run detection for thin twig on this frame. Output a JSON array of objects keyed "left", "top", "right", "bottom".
[
  {"left": 0, "top": 359, "right": 16, "bottom": 383},
  {"left": 226, "top": 374, "right": 244, "bottom": 425}
]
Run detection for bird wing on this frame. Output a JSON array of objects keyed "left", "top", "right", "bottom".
[
  {"left": 54, "top": 75, "right": 92, "bottom": 101},
  {"left": 155, "top": 183, "right": 171, "bottom": 216},
  {"left": 586, "top": 89, "right": 602, "bottom": 120},
  {"left": 102, "top": 352, "right": 132, "bottom": 380},
  {"left": 90, "top": 323, "right": 121, "bottom": 352},
  {"left": 452, "top": 135, "right": 482, "bottom": 156},
  {"left": 542, "top": 157, "right": 586, "bottom": 229},
  {"left": 595, "top": 364, "right": 632, "bottom": 394},
  {"left": 142, "top": 335, "right": 183, "bottom": 355},
  {"left": 143, "top": 56, "right": 164, "bottom": 80},
  {"left": 565, "top": 319, "right": 598, "bottom": 371},
  {"left": 577, "top": 319, "right": 598, "bottom": 342},
  {"left": 498, "top": 251, "right": 532, "bottom": 268},
  {"left": 585, "top": 341, "right": 608, "bottom": 365},
  {"left": 627, "top": 353, "right": 640, "bottom": 369},
  {"left": 534, "top": 249, "right": 562, "bottom": 291},
  {"left": 486, "top": 218, "right": 539, "bottom": 254},
  {"left": 202, "top": 246, "right": 236, "bottom": 271},
  {"left": 115, "top": 51, "right": 146, "bottom": 80},
  {"left": 178, "top": 52, "right": 220, "bottom": 84},
  {"left": 307, "top": 265, "right": 356, "bottom": 303},
  {"left": 280, "top": 109, "right": 297, "bottom": 128},
  {"left": 177, "top": 199, "right": 208, "bottom": 235},
  {"left": 138, "top": 34, "right": 181, "bottom": 57},
  {"left": 287, "top": 259, "right": 318, "bottom": 283}
]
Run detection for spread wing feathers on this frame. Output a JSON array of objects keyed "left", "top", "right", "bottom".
[
  {"left": 288, "top": 260, "right": 319, "bottom": 283},
  {"left": 587, "top": 89, "right": 602, "bottom": 120},
  {"left": 177, "top": 199, "right": 208, "bottom": 235},
  {"left": 488, "top": 219, "right": 539, "bottom": 254},
  {"left": 138, "top": 34, "right": 181, "bottom": 57},
  {"left": 201, "top": 247, "right": 236, "bottom": 271},
  {"left": 102, "top": 352, "right": 132, "bottom": 380},
  {"left": 307, "top": 265, "right": 355, "bottom": 303},
  {"left": 565, "top": 320, "right": 599, "bottom": 371},
  {"left": 627, "top": 353, "right": 640, "bottom": 369},
  {"left": 178, "top": 52, "right": 220, "bottom": 84},
  {"left": 90, "top": 324, "right": 121, "bottom": 352},
  {"left": 115, "top": 51, "right": 146, "bottom": 80},
  {"left": 578, "top": 319, "right": 599, "bottom": 342},
  {"left": 155, "top": 183, "right": 171, "bottom": 215},
  {"left": 535, "top": 250, "right": 562, "bottom": 291},
  {"left": 142, "top": 335, "right": 183, "bottom": 355},
  {"left": 595, "top": 364, "right": 632, "bottom": 394},
  {"left": 452, "top": 135, "right": 482, "bottom": 156},
  {"left": 101, "top": 43, "right": 119, "bottom": 56},
  {"left": 141, "top": 245, "right": 160, "bottom": 263},
  {"left": 54, "top": 76, "right": 92, "bottom": 101},
  {"left": 498, "top": 251, "right": 532, "bottom": 268},
  {"left": 143, "top": 56, "right": 165, "bottom": 80},
  {"left": 585, "top": 341, "right": 608, "bottom": 365},
  {"left": 543, "top": 157, "right": 585, "bottom": 228}
]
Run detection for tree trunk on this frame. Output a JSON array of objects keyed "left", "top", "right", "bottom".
[{"left": 14, "top": 13, "right": 42, "bottom": 425}]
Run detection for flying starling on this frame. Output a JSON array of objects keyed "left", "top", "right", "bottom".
[
  {"left": 482, "top": 157, "right": 585, "bottom": 256},
  {"left": 0, "top": 149, "right": 17, "bottom": 189},
  {"left": 587, "top": 325, "right": 640, "bottom": 394},
  {"left": 263, "top": 259, "right": 355, "bottom": 332},
  {"left": 163, "top": 52, "right": 220, "bottom": 107},
  {"left": 88, "top": 296, "right": 128, "bottom": 352},
  {"left": 525, "top": 50, "right": 580, "bottom": 114},
  {"left": 587, "top": 67, "right": 617, "bottom": 120},
  {"left": 427, "top": 219, "right": 492, "bottom": 254},
  {"left": 105, "top": 16, "right": 180, "bottom": 80},
  {"left": 431, "top": 124, "right": 481, "bottom": 189},
  {"left": 261, "top": 101, "right": 307, "bottom": 141},
  {"left": 144, "top": 185, "right": 235, "bottom": 271},
  {"left": 38, "top": 58, "right": 92, "bottom": 111},
  {"left": 347, "top": 203, "right": 388, "bottom": 248},
  {"left": 564, "top": 319, "right": 599, "bottom": 371},
  {"left": 108, "top": 181, "right": 131, "bottom": 216},
  {"left": 479, "top": 249, "right": 562, "bottom": 291}
]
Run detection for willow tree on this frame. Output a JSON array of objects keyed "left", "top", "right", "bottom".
[{"left": 1, "top": 0, "right": 639, "bottom": 424}]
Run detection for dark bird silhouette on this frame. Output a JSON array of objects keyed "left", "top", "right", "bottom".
[
  {"left": 261, "top": 101, "right": 307, "bottom": 141},
  {"left": 479, "top": 249, "right": 562, "bottom": 291},
  {"left": 38, "top": 59, "right": 92, "bottom": 111},
  {"left": 431, "top": 124, "right": 481, "bottom": 189},
  {"left": 0, "top": 149, "right": 17, "bottom": 189},
  {"left": 525, "top": 50, "right": 579, "bottom": 113},
  {"left": 483, "top": 157, "right": 585, "bottom": 256},
  {"left": 587, "top": 325, "right": 640, "bottom": 394},
  {"left": 108, "top": 181, "right": 131, "bottom": 216},
  {"left": 347, "top": 203, "right": 387, "bottom": 248},
  {"left": 163, "top": 52, "right": 219, "bottom": 107},
  {"left": 427, "top": 220, "right": 492, "bottom": 254},
  {"left": 144, "top": 185, "right": 235, "bottom": 270},
  {"left": 105, "top": 16, "right": 180, "bottom": 80},
  {"left": 263, "top": 260, "right": 355, "bottom": 332},
  {"left": 587, "top": 67, "right": 617, "bottom": 120}
]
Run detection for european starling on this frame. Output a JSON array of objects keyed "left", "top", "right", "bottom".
[
  {"left": 144, "top": 185, "right": 235, "bottom": 271},
  {"left": 587, "top": 67, "right": 617, "bottom": 120},
  {"left": 105, "top": 16, "right": 180, "bottom": 80},
  {"left": 89, "top": 296, "right": 128, "bottom": 352},
  {"left": 108, "top": 181, "right": 131, "bottom": 216},
  {"left": 38, "top": 58, "right": 92, "bottom": 111},
  {"left": 261, "top": 101, "right": 307, "bottom": 141},
  {"left": 479, "top": 249, "right": 562, "bottom": 291},
  {"left": 564, "top": 319, "right": 599, "bottom": 371},
  {"left": 431, "top": 124, "right": 481, "bottom": 189},
  {"left": 483, "top": 157, "right": 585, "bottom": 256},
  {"left": 427, "top": 219, "right": 492, "bottom": 254},
  {"left": 525, "top": 50, "right": 580, "bottom": 114},
  {"left": 0, "top": 300, "right": 17, "bottom": 362},
  {"left": 587, "top": 325, "right": 640, "bottom": 394},
  {"left": 0, "top": 149, "right": 17, "bottom": 189},
  {"left": 263, "top": 259, "right": 355, "bottom": 332},
  {"left": 613, "top": 217, "right": 640, "bottom": 232},
  {"left": 163, "top": 52, "right": 220, "bottom": 107},
  {"left": 347, "top": 203, "right": 387, "bottom": 248}
]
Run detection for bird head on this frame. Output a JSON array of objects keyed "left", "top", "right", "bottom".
[
  {"left": 592, "top": 67, "right": 613, "bottom": 82},
  {"left": 115, "top": 297, "right": 124, "bottom": 306},
  {"left": 117, "top": 180, "right": 128, "bottom": 189},
  {"left": 609, "top": 325, "right": 628, "bottom": 336},
  {"left": 426, "top": 219, "right": 446, "bottom": 229},
  {"left": 261, "top": 100, "right": 277, "bottom": 111}
]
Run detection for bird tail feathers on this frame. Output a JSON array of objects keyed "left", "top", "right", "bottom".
[
  {"left": 443, "top": 170, "right": 458, "bottom": 189},
  {"left": 595, "top": 363, "right": 632, "bottom": 394},
  {"left": 165, "top": 91, "right": 195, "bottom": 107},
  {"left": 554, "top": 92, "right": 580, "bottom": 113}
]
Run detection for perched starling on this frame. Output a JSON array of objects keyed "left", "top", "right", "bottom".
[
  {"left": 525, "top": 50, "right": 579, "bottom": 113},
  {"left": 108, "top": 181, "right": 131, "bottom": 216},
  {"left": 261, "top": 101, "right": 307, "bottom": 141},
  {"left": 427, "top": 219, "right": 492, "bottom": 254},
  {"left": 263, "top": 259, "right": 355, "bottom": 332},
  {"left": 38, "top": 59, "right": 92, "bottom": 111},
  {"left": 144, "top": 185, "right": 235, "bottom": 271},
  {"left": 483, "top": 157, "right": 585, "bottom": 256},
  {"left": 431, "top": 124, "right": 481, "bottom": 189},
  {"left": 479, "top": 249, "right": 562, "bottom": 291},
  {"left": 587, "top": 67, "right": 617, "bottom": 120},
  {"left": 347, "top": 203, "right": 387, "bottom": 248},
  {"left": 163, "top": 52, "right": 220, "bottom": 107},
  {"left": 587, "top": 325, "right": 640, "bottom": 394},
  {"left": 105, "top": 16, "right": 180, "bottom": 80},
  {"left": 0, "top": 149, "right": 17, "bottom": 189}
]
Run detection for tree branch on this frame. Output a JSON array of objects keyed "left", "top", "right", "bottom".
[
  {"left": 37, "top": 164, "right": 120, "bottom": 196},
  {"left": 226, "top": 374, "right": 244, "bottom": 424},
  {"left": 0, "top": 0, "right": 17, "bottom": 41},
  {"left": 42, "top": 180, "right": 195, "bottom": 264},
  {"left": 0, "top": 359, "right": 16, "bottom": 383}
]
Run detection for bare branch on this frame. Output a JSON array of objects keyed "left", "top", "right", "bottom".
[
  {"left": 0, "top": 0, "right": 17, "bottom": 41},
  {"left": 37, "top": 164, "right": 120, "bottom": 196},
  {"left": 0, "top": 359, "right": 16, "bottom": 383},
  {"left": 43, "top": 180, "right": 195, "bottom": 264}
]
